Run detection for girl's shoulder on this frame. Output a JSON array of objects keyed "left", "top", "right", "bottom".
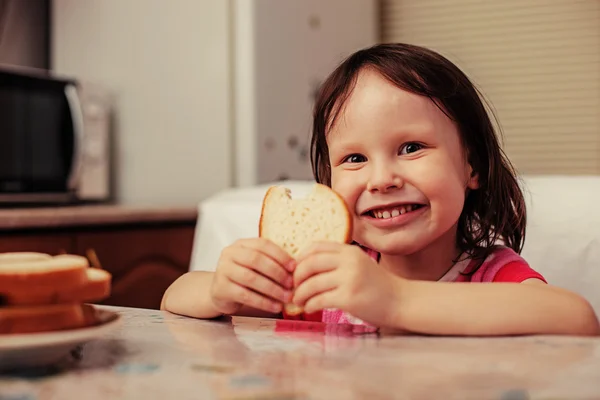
[
  {"left": 459, "top": 246, "right": 546, "bottom": 283},
  {"left": 350, "top": 241, "right": 546, "bottom": 284}
]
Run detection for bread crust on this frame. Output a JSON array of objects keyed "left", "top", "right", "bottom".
[
  {"left": 1, "top": 268, "right": 111, "bottom": 306},
  {"left": 312, "top": 183, "right": 353, "bottom": 244},
  {"left": 259, "top": 183, "right": 352, "bottom": 316},
  {"left": 283, "top": 303, "right": 305, "bottom": 316},
  {"left": 0, "top": 252, "right": 112, "bottom": 335},
  {"left": 0, "top": 252, "right": 52, "bottom": 264},
  {"left": 0, "top": 303, "right": 88, "bottom": 334},
  {"left": 258, "top": 185, "right": 279, "bottom": 238},
  {"left": 0, "top": 255, "right": 89, "bottom": 291}
]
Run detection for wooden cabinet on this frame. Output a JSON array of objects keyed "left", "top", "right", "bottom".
[
  {"left": 74, "top": 226, "right": 195, "bottom": 309},
  {"left": 0, "top": 206, "right": 198, "bottom": 310},
  {"left": 0, "top": 232, "right": 75, "bottom": 254}
]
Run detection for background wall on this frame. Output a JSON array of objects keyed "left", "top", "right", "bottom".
[
  {"left": 51, "top": 0, "right": 378, "bottom": 206},
  {"left": 234, "top": 0, "right": 378, "bottom": 186},
  {"left": 51, "top": 0, "right": 232, "bottom": 206},
  {"left": 381, "top": 0, "right": 600, "bottom": 175},
  {"left": 3, "top": 0, "right": 597, "bottom": 207}
]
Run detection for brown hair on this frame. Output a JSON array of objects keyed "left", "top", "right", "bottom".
[{"left": 310, "top": 43, "right": 526, "bottom": 263}]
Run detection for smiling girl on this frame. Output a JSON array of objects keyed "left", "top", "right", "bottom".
[{"left": 162, "top": 43, "right": 599, "bottom": 337}]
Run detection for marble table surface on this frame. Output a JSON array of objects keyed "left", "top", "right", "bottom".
[{"left": 1, "top": 305, "right": 600, "bottom": 400}]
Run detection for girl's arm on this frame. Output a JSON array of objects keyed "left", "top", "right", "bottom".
[
  {"left": 388, "top": 279, "right": 600, "bottom": 336},
  {"left": 160, "top": 271, "right": 281, "bottom": 319},
  {"left": 160, "top": 271, "right": 223, "bottom": 318}
]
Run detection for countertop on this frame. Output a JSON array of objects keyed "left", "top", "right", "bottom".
[
  {"left": 1, "top": 306, "right": 600, "bottom": 399},
  {"left": 0, "top": 204, "right": 198, "bottom": 230}
]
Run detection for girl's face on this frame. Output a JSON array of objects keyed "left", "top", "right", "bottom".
[{"left": 328, "top": 69, "right": 479, "bottom": 256}]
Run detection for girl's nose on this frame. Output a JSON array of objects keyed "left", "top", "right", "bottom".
[{"left": 367, "top": 165, "right": 403, "bottom": 193}]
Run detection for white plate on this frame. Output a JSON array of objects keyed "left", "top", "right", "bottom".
[{"left": 0, "top": 307, "right": 121, "bottom": 370}]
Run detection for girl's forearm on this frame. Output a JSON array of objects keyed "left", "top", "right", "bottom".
[
  {"left": 161, "top": 271, "right": 283, "bottom": 320},
  {"left": 389, "top": 279, "right": 600, "bottom": 336},
  {"left": 161, "top": 271, "right": 223, "bottom": 319}
]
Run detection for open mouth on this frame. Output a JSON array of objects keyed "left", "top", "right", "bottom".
[{"left": 364, "top": 204, "right": 426, "bottom": 219}]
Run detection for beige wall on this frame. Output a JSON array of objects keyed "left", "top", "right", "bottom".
[
  {"left": 51, "top": 0, "right": 232, "bottom": 206},
  {"left": 381, "top": 0, "right": 600, "bottom": 175},
  {"left": 51, "top": 0, "right": 378, "bottom": 206}
]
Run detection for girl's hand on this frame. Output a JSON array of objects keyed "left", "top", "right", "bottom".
[
  {"left": 210, "top": 238, "right": 295, "bottom": 315},
  {"left": 292, "top": 242, "right": 403, "bottom": 326}
]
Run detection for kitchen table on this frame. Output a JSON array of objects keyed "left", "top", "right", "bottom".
[{"left": 1, "top": 306, "right": 599, "bottom": 399}]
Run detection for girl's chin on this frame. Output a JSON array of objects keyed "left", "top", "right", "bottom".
[{"left": 356, "top": 236, "right": 426, "bottom": 256}]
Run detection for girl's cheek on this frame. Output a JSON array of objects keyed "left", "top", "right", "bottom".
[
  {"left": 330, "top": 169, "right": 348, "bottom": 192},
  {"left": 331, "top": 173, "right": 361, "bottom": 208}
]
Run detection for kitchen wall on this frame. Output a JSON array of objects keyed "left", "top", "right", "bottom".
[
  {"left": 51, "top": 0, "right": 232, "bottom": 207},
  {"left": 235, "top": 0, "right": 378, "bottom": 187},
  {"left": 1, "top": 1, "right": 376, "bottom": 207},
  {"left": 51, "top": 0, "right": 378, "bottom": 207},
  {"left": 0, "top": 0, "right": 49, "bottom": 69}
]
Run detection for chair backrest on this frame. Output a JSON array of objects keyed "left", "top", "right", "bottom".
[{"left": 519, "top": 175, "right": 600, "bottom": 314}]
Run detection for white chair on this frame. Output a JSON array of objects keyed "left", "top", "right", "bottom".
[{"left": 519, "top": 175, "right": 600, "bottom": 313}]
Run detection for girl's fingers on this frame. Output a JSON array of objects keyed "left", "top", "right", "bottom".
[
  {"left": 292, "top": 270, "right": 338, "bottom": 308},
  {"left": 296, "top": 241, "right": 343, "bottom": 263},
  {"left": 224, "top": 279, "right": 283, "bottom": 314},
  {"left": 231, "top": 247, "right": 293, "bottom": 289},
  {"left": 303, "top": 289, "right": 338, "bottom": 315},
  {"left": 238, "top": 238, "right": 296, "bottom": 272},
  {"left": 228, "top": 266, "right": 292, "bottom": 304},
  {"left": 294, "top": 252, "right": 339, "bottom": 286}
]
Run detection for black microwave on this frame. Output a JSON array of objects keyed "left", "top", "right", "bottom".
[{"left": 0, "top": 65, "right": 112, "bottom": 205}]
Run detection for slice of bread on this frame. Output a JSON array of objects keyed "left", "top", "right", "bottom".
[
  {"left": 0, "top": 254, "right": 90, "bottom": 292},
  {"left": 0, "top": 303, "right": 88, "bottom": 334},
  {"left": 259, "top": 183, "right": 352, "bottom": 315},
  {"left": 0, "top": 252, "right": 53, "bottom": 264},
  {"left": 1, "top": 268, "right": 112, "bottom": 306},
  {"left": 81, "top": 303, "right": 103, "bottom": 327},
  {"left": 0, "top": 251, "right": 112, "bottom": 336}
]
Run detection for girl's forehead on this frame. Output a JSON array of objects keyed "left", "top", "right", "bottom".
[{"left": 329, "top": 70, "right": 453, "bottom": 138}]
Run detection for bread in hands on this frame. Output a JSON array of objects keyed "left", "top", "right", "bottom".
[{"left": 259, "top": 183, "right": 352, "bottom": 315}]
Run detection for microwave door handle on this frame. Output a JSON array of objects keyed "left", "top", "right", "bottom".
[{"left": 64, "top": 84, "right": 85, "bottom": 191}]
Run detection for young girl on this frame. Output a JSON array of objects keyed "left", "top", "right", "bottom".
[{"left": 162, "top": 43, "right": 599, "bottom": 336}]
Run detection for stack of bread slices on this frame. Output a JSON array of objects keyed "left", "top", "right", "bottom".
[{"left": 0, "top": 252, "right": 111, "bottom": 335}]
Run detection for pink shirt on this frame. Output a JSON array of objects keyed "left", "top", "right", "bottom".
[{"left": 283, "top": 245, "right": 545, "bottom": 328}]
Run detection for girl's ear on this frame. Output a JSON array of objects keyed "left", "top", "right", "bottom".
[{"left": 467, "top": 165, "right": 480, "bottom": 190}]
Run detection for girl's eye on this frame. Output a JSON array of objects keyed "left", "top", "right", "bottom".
[
  {"left": 343, "top": 154, "right": 366, "bottom": 163},
  {"left": 399, "top": 142, "right": 423, "bottom": 155}
]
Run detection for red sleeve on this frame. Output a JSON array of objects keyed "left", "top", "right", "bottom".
[{"left": 492, "top": 261, "right": 547, "bottom": 283}]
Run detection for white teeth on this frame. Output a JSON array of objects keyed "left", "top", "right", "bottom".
[{"left": 372, "top": 205, "right": 420, "bottom": 219}]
